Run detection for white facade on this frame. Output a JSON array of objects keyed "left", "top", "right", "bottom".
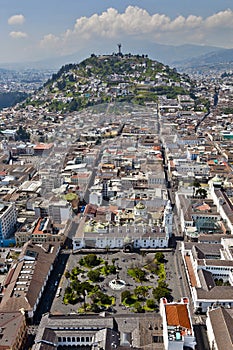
[
  {"left": 172, "top": 159, "right": 209, "bottom": 177},
  {"left": 211, "top": 187, "right": 233, "bottom": 234},
  {"left": 163, "top": 200, "right": 173, "bottom": 238},
  {"left": 48, "top": 201, "right": 72, "bottom": 224},
  {"left": 89, "top": 191, "right": 103, "bottom": 206},
  {"left": 147, "top": 171, "right": 166, "bottom": 186},
  {"left": 73, "top": 218, "right": 169, "bottom": 251},
  {"left": 73, "top": 201, "right": 172, "bottom": 251}
]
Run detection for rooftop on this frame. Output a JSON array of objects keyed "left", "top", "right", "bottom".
[{"left": 165, "top": 304, "right": 191, "bottom": 330}]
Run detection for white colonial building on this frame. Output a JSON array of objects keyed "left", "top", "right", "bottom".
[
  {"left": 73, "top": 200, "right": 173, "bottom": 251},
  {"left": 181, "top": 238, "right": 233, "bottom": 313}
]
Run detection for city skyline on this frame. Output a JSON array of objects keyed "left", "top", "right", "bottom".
[{"left": 1, "top": 0, "right": 233, "bottom": 65}]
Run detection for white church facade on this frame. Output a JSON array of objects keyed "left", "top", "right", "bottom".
[{"left": 73, "top": 200, "right": 173, "bottom": 251}]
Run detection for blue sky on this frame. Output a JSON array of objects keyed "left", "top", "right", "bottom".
[{"left": 1, "top": 0, "right": 233, "bottom": 65}]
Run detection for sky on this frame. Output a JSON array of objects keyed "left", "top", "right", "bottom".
[{"left": 1, "top": 0, "right": 233, "bottom": 66}]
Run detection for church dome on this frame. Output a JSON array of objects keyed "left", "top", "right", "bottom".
[{"left": 135, "top": 201, "right": 145, "bottom": 210}]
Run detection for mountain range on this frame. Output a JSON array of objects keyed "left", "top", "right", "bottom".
[{"left": 0, "top": 43, "right": 233, "bottom": 74}]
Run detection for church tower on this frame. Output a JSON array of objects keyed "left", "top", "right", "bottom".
[{"left": 163, "top": 200, "right": 173, "bottom": 238}]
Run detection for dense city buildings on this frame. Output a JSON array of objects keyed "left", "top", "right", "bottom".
[{"left": 0, "top": 53, "right": 233, "bottom": 348}]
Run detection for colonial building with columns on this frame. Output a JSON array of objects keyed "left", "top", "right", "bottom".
[{"left": 73, "top": 200, "right": 173, "bottom": 251}]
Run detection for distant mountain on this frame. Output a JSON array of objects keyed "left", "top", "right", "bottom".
[
  {"left": 0, "top": 43, "right": 226, "bottom": 71},
  {"left": 51, "top": 43, "right": 226, "bottom": 69},
  {"left": 173, "top": 48, "right": 233, "bottom": 72},
  {"left": 142, "top": 43, "right": 223, "bottom": 66}
]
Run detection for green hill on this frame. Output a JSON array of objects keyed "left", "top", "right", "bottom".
[{"left": 21, "top": 53, "right": 191, "bottom": 112}]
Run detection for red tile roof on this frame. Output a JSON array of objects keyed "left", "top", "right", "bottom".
[
  {"left": 34, "top": 143, "right": 53, "bottom": 150},
  {"left": 185, "top": 255, "right": 198, "bottom": 287},
  {"left": 32, "top": 218, "right": 44, "bottom": 235},
  {"left": 165, "top": 304, "right": 191, "bottom": 329}
]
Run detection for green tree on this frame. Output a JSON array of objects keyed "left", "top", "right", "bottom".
[
  {"left": 87, "top": 269, "right": 101, "bottom": 282},
  {"left": 152, "top": 283, "right": 170, "bottom": 302},
  {"left": 71, "top": 279, "right": 81, "bottom": 291},
  {"left": 134, "top": 286, "right": 149, "bottom": 300},
  {"left": 57, "top": 79, "right": 66, "bottom": 90},
  {"left": 97, "top": 292, "right": 112, "bottom": 306},
  {"left": 68, "top": 98, "right": 79, "bottom": 112},
  {"left": 83, "top": 254, "right": 101, "bottom": 267},
  {"left": 128, "top": 267, "right": 146, "bottom": 282},
  {"left": 79, "top": 281, "right": 92, "bottom": 295},
  {"left": 155, "top": 252, "right": 165, "bottom": 263},
  {"left": 71, "top": 266, "right": 82, "bottom": 277},
  {"left": 15, "top": 125, "right": 30, "bottom": 141},
  {"left": 108, "top": 265, "right": 116, "bottom": 274},
  {"left": 65, "top": 270, "right": 70, "bottom": 279},
  {"left": 90, "top": 303, "right": 100, "bottom": 313},
  {"left": 146, "top": 299, "right": 156, "bottom": 309},
  {"left": 134, "top": 301, "right": 144, "bottom": 313},
  {"left": 121, "top": 290, "right": 131, "bottom": 303},
  {"left": 65, "top": 286, "right": 72, "bottom": 295}
]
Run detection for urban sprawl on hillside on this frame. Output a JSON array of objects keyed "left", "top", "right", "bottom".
[{"left": 0, "top": 54, "right": 232, "bottom": 349}]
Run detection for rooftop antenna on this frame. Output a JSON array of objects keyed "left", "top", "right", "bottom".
[{"left": 118, "top": 43, "right": 122, "bottom": 55}]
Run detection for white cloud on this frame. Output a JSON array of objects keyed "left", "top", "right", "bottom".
[
  {"left": 39, "top": 6, "right": 233, "bottom": 54},
  {"left": 9, "top": 31, "right": 28, "bottom": 39},
  {"left": 40, "top": 33, "right": 60, "bottom": 46},
  {"left": 205, "top": 9, "right": 233, "bottom": 28},
  {"left": 8, "top": 14, "right": 25, "bottom": 26}
]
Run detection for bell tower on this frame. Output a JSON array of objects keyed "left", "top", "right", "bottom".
[{"left": 163, "top": 200, "right": 173, "bottom": 238}]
